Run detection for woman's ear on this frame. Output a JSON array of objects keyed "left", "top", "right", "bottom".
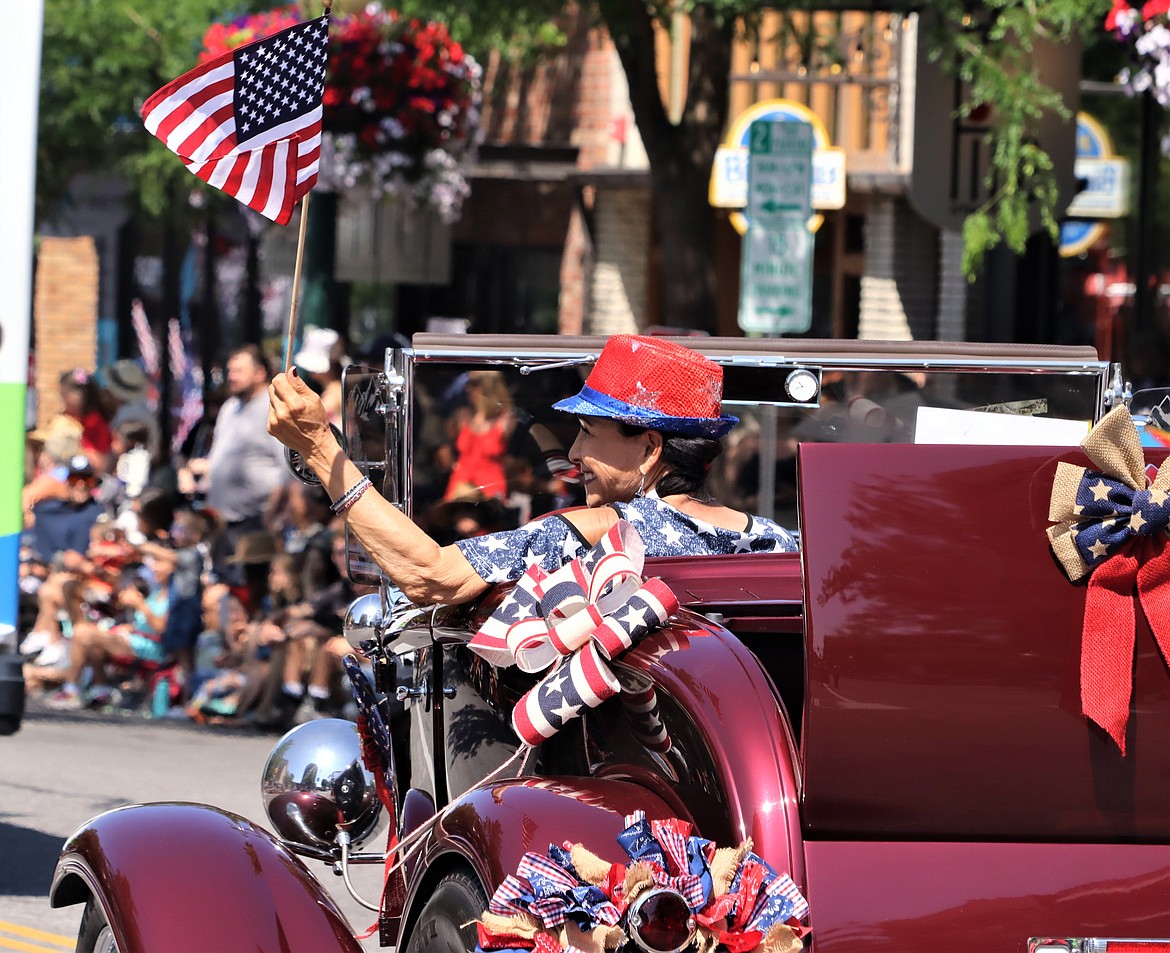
[{"left": 644, "top": 429, "right": 664, "bottom": 462}]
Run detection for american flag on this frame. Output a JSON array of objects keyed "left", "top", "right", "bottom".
[
  {"left": 169, "top": 319, "right": 204, "bottom": 454},
  {"left": 130, "top": 299, "right": 159, "bottom": 377},
  {"left": 141, "top": 14, "right": 329, "bottom": 225}
]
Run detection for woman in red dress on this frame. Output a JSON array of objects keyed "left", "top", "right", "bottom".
[
  {"left": 59, "top": 368, "right": 113, "bottom": 476},
  {"left": 444, "top": 370, "right": 515, "bottom": 501}
]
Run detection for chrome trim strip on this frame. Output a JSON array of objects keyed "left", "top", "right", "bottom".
[
  {"left": 406, "top": 347, "right": 1109, "bottom": 377},
  {"left": 1029, "top": 939, "right": 1170, "bottom": 952}
]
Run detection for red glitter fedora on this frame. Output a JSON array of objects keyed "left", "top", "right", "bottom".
[{"left": 552, "top": 335, "right": 738, "bottom": 438}]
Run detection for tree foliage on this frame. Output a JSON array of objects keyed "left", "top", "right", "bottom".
[
  {"left": 37, "top": 0, "right": 1119, "bottom": 311},
  {"left": 37, "top": 0, "right": 276, "bottom": 223},
  {"left": 923, "top": 0, "right": 1113, "bottom": 276}
]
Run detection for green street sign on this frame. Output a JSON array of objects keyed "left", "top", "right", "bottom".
[
  {"left": 738, "top": 216, "right": 813, "bottom": 335},
  {"left": 746, "top": 120, "right": 814, "bottom": 227}
]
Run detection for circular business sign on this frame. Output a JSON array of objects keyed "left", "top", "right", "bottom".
[
  {"left": 1059, "top": 112, "right": 1114, "bottom": 259},
  {"left": 724, "top": 99, "right": 830, "bottom": 235}
]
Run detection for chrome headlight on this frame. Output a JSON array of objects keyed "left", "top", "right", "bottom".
[
  {"left": 626, "top": 888, "right": 697, "bottom": 953},
  {"left": 261, "top": 719, "right": 385, "bottom": 852}
]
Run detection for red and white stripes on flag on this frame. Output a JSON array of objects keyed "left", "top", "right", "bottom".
[
  {"left": 169, "top": 319, "right": 205, "bottom": 454},
  {"left": 469, "top": 520, "right": 680, "bottom": 747},
  {"left": 130, "top": 299, "right": 159, "bottom": 378},
  {"left": 167, "top": 318, "right": 187, "bottom": 379},
  {"left": 141, "top": 14, "right": 329, "bottom": 225}
]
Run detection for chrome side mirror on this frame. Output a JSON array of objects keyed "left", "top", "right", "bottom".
[{"left": 261, "top": 719, "right": 386, "bottom": 855}]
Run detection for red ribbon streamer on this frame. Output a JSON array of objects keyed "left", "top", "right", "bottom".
[{"left": 1082, "top": 535, "right": 1170, "bottom": 754}]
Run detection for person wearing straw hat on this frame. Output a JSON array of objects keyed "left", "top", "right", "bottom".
[
  {"left": 267, "top": 335, "right": 797, "bottom": 605},
  {"left": 23, "top": 415, "right": 86, "bottom": 521}
]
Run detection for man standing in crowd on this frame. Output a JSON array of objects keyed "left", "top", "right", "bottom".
[{"left": 182, "top": 346, "right": 289, "bottom": 580}]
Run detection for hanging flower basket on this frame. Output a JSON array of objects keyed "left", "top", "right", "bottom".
[
  {"left": 199, "top": 4, "right": 481, "bottom": 224},
  {"left": 1106, "top": 0, "right": 1170, "bottom": 104}
]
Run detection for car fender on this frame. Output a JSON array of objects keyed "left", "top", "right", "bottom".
[
  {"left": 51, "top": 802, "right": 364, "bottom": 953},
  {"left": 395, "top": 775, "right": 676, "bottom": 946}
]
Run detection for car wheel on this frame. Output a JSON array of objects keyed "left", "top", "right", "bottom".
[
  {"left": 0, "top": 715, "right": 19, "bottom": 736},
  {"left": 76, "top": 897, "right": 119, "bottom": 953},
  {"left": 403, "top": 869, "right": 488, "bottom": 953}
]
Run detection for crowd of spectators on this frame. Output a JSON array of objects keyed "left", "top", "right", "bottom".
[
  {"left": 18, "top": 332, "right": 587, "bottom": 730},
  {"left": 18, "top": 344, "right": 369, "bottom": 730}
]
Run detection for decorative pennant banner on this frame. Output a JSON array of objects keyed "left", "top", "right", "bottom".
[
  {"left": 476, "top": 810, "right": 810, "bottom": 953},
  {"left": 470, "top": 521, "right": 681, "bottom": 746},
  {"left": 343, "top": 655, "right": 407, "bottom": 922},
  {"left": 1047, "top": 404, "right": 1170, "bottom": 754}
]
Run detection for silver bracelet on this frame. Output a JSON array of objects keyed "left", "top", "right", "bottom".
[{"left": 331, "top": 476, "right": 372, "bottom": 514}]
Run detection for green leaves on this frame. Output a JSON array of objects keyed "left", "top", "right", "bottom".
[
  {"left": 926, "top": 0, "right": 1112, "bottom": 276},
  {"left": 37, "top": 0, "right": 260, "bottom": 222}
]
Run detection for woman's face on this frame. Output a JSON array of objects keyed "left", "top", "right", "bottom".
[
  {"left": 269, "top": 562, "right": 290, "bottom": 594},
  {"left": 568, "top": 416, "right": 652, "bottom": 506},
  {"left": 60, "top": 385, "right": 84, "bottom": 415}
]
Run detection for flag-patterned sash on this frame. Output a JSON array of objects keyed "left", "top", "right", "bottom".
[
  {"left": 469, "top": 520, "right": 680, "bottom": 746},
  {"left": 1048, "top": 404, "right": 1170, "bottom": 754}
]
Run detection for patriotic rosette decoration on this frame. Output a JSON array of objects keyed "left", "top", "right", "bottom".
[
  {"left": 469, "top": 520, "right": 680, "bottom": 746},
  {"left": 476, "top": 811, "right": 810, "bottom": 953},
  {"left": 1047, "top": 404, "right": 1170, "bottom": 754}
]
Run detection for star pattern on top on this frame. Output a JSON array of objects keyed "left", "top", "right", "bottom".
[
  {"left": 234, "top": 16, "right": 328, "bottom": 145},
  {"left": 456, "top": 494, "right": 797, "bottom": 585}
]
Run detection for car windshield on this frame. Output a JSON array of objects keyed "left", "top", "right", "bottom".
[{"left": 343, "top": 336, "right": 1109, "bottom": 559}]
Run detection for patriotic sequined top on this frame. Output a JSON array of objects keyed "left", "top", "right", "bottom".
[{"left": 455, "top": 493, "right": 798, "bottom": 584}]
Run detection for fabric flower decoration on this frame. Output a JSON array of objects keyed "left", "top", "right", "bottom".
[
  {"left": 475, "top": 812, "right": 810, "bottom": 953},
  {"left": 199, "top": 3, "right": 481, "bottom": 224}
]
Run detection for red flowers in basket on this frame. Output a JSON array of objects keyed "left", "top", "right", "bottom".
[{"left": 198, "top": 3, "right": 481, "bottom": 223}]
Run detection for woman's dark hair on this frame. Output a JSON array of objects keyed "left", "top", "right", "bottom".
[
  {"left": 618, "top": 424, "right": 723, "bottom": 498},
  {"left": 137, "top": 486, "right": 177, "bottom": 540},
  {"left": 59, "top": 368, "right": 109, "bottom": 418}
]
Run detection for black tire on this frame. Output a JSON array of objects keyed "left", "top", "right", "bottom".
[
  {"left": 0, "top": 715, "right": 19, "bottom": 736},
  {"left": 76, "top": 897, "right": 119, "bottom": 953},
  {"left": 403, "top": 869, "right": 488, "bottom": 953}
]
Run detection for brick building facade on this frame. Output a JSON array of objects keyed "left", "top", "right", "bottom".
[{"left": 32, "top": 237, "right": 99, "bottom": 427}]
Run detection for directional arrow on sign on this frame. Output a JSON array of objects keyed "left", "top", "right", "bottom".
[{"left": 758, "top": 200, "right": 804, "bottom": 214}]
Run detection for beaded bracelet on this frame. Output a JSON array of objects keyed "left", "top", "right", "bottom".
[{"left": 331, "top": 476, "right": 372, "bottom": 515}]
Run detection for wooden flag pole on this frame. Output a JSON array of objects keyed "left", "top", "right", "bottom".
[
  {"left": 284, "top": 191, "right": 312, "bottom": 373},
  {"left": 284, "top": 0, "right": 331, "bottom": 374}
]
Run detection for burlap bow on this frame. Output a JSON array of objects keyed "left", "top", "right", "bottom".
[
  {"left": 1048, "top": 404, "right": 1170, "bottom": 754},
  {"left": 469, "top": 520, "right": 680, "bottom": 747}
]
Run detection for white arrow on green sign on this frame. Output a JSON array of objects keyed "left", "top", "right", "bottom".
[
  {"left": 746, "top": 120, "right": 814, "bottom": 228},
  {"left": 739, "top": 217, "right": 813, "bottom": 335}
]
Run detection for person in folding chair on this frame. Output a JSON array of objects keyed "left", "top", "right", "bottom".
[{"left": 267, "top": 335, "right": 798, "bottom": 606}]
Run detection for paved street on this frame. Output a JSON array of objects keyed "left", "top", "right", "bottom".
[{"left": 0, "top": 707, "right": 386, "bottom": 952}]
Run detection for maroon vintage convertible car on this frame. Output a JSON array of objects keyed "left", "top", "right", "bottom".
[{"left": 51, "top": 337, "right": 1170, "bottom": 953}]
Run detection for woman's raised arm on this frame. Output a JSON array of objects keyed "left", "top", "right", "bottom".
[{"left": 267, "top": 370, "right": 489, "bottom": 606}]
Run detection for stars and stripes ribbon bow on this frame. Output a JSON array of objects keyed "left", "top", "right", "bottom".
[
  {"left": 469, "top": 520, "right": 680, "bottom": 746},
  {"left": 1048, "top": 404, "right": 1170, "bottom": 754}
]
